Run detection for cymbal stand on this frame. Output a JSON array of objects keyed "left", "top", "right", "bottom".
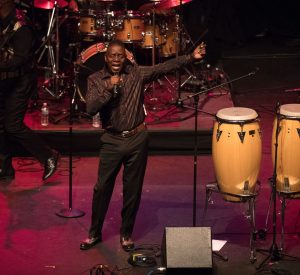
[
  {"left": 103, "top": 2, "right": 115, "bottom": 42},
  {"left": 143, "top": 1, "right": 160, "bottom": 107},
  {"left": 175, "top": 1, "right": 183, "bottom": 101},
  {"left": 35, "top": 1, "right": 62, "bottom": 98}
]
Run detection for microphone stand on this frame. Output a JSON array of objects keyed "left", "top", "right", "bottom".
[
  {"left": 56, "top": 63, "right": 85, "bottom": 218},
  {"left": 256, "top": 103, "right": 300, "bottom": 270},
  {"left": 175, "top": 69, "right": 258, "bottom": 226}
]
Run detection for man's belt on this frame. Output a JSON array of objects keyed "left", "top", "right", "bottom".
[{"left": 106, "top": 122, "right": 147, "bottom": 138}]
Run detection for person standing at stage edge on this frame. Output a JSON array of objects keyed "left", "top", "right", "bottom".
[
  {"left": 0, "top": 0, "right": 59, "bottom": 181},
  {"left": 80, "top": 40, "right": 206, "bottom": 251}
]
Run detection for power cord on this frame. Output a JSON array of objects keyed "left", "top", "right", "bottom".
[{"left": 128, "top": 244, "right": 161, "bottom": 268}]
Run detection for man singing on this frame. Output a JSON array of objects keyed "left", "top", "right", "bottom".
[{"left": 80, "top": 39, "right": 206, "bottom": 251}]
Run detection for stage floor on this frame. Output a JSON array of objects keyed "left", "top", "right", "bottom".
[{"left": 1, "top": 154, "right": 300, "bottom": 275}]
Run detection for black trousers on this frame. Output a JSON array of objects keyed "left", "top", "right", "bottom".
[
  {"left": 0, "top": 73, "right": 53, "bottom": 166},
  {"left": 89, "top": 129, "right": 149, "bottom": 238}
]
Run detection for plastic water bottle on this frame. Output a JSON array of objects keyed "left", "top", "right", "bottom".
[
  {"left": 92, "top": 112, "right": 101, "bottom": 128},
  {"left": 41, "top": 102, "right": 49, "bottom": 126}
]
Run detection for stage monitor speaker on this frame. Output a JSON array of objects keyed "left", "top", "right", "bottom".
[{"left": 161, "top": 227, "right": 213, "bottom": 274}]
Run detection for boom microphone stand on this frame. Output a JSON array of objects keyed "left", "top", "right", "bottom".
[{"left": 178, "top": 69, "right": 259, "bottom": 226}]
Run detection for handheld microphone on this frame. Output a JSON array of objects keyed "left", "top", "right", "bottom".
[{"left": 113, "top": 73, "right": 120, "bottom": 99}]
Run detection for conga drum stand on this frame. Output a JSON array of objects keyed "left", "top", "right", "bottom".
[
  {"left": 256, "top": 104, "right": 300, "bottom": 270},
  {"left": 181, "top": 69, "right": 260, "bottom": 262}
]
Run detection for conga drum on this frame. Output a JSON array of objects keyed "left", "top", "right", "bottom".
[
  {"left": 272, "top": 104, "right": 300, "bottom": 197},
  {"left": 212, "top": 107, "right": 262, "bottom": 202}
]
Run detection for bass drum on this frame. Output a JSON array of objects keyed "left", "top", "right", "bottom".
[{"left": 77, "top": 43, "right": 135, "bottom": 100}]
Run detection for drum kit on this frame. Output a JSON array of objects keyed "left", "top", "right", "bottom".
[{"left": 33, "top": 0, "right": 193, "bottom": 99}]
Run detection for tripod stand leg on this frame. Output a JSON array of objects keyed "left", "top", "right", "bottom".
[
  {"left": 202, "top": 186, "right": 213, "bottom": 225},
  {"left": 280, "top": 196, "right": 286, "bottom": 251},
  {"left": 213, "top": 251, "right": 228, "bottom": 261},
  {"left": 249, "top": 197, "right": 257, "bottom": 263},
  {"left": 265, "top": 189, "right": 272, "bottom": 231}
]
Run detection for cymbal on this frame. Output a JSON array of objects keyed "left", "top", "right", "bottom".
[
  {"left": 34, "top": 0, "right": 68, "bottom": 10},
  {"left": 140, "top": 0, "right": 192, "bottom": 12},
  {"left": 139, "top": 1, "right": 168, "bottom": 14},
  {"left": 158, "top": 0, "right": 192, "bottom": 9}
]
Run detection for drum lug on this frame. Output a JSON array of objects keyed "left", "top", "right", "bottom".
[
  {"left": 243, "top": 180, "right": 250, "bottom": 195},
  {"left": 297, "top": 128, "right": 300, "bottom": 138},
  {"left": 284, "top": 177, "right": 290, "bottom": 192},
  {"left": 216, "top": 129, "right": 222, "bottom": 142},
  {"left": 238, "top": 131, "right": 246, "bottom": 143}
]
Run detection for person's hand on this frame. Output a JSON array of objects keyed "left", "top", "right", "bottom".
[
  {"left": 192, "top": 42, "right": 206, "bottom": 60},
  {"left": 110, "top": 75, "right": 121, "bottom": 86}
]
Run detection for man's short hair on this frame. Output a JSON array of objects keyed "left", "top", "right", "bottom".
[{"left": 107, "top": 40, "right": 125, "bottom": 51}]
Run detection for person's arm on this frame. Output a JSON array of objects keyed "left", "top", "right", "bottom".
[
  {"left": 0, "top": 26, "right": 34, "bottom": 71},
  {"left": 139, "top": 43, "right": 206, "bottom": 83}
]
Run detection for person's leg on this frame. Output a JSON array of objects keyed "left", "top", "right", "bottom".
[
  {"left": 81, "top": 133, "right": 125, "bottom": 250},
  {"left": 88, "top": 133, "right": 125, "bottom": 238},
  {"left": 4, "top": 74, "right": 53, "bottom": 163},
  {"left": 0, "top": 79, "right": 14, "bottom": 179},
  {"left": 121, "top": 130, "right": 149, "bottom": 238}
]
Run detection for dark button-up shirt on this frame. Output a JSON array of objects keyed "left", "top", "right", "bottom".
[{"left": 86, "top": 55, "right": 193, "bottom": 132}]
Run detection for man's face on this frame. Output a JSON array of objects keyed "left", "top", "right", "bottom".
[{"left": 105, "top": 44, "right": 126, "bottom": 74}]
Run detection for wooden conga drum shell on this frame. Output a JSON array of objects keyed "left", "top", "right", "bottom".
[
  {"left": 272, "top": 104, "right": 300, "bottom": 197},
  {"left": 212, "top": 108, "right": 262, "bottom": 202}
]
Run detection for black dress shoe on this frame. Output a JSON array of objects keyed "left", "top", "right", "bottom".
[
  {"left": 120, "top": 236, "right": 135, "bottom": 252},
  {"left": 80, "top": 236, "right": 102, "bottom": 250},
  {"left": 43, "top": 151, "right": 59, "bottom": 180}
]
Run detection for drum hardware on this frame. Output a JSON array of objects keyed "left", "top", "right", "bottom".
[
  {"left": 256, "top": 103, "right": 300, "bottom": 271},
  {"left": 35, "top": 1, "right": 66, "bottom": 99}
]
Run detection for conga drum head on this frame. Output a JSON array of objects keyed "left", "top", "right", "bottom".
[
  {"left": 216, "top": 107, "right": 258, "bottom": 122},
  {"left": 279, "top": 104, "right": 300, "bottom": 118}
]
